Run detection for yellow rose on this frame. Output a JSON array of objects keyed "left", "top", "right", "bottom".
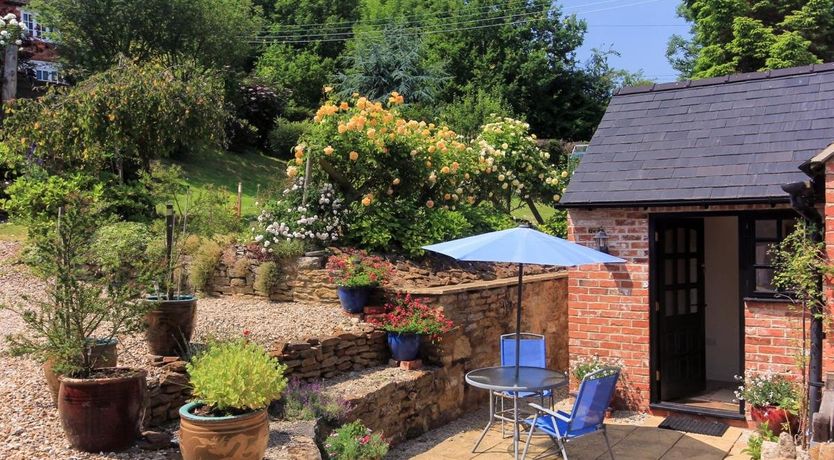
[
  {"left": 441, "top": 166, "right": 450, "bottom": 174},
  {"left": 553, "top": 194, "right": 561, "bottom": 202},
  {"left": 362, "top": 195, "right": 373, "bottom": 206},
  {"left": 338, "top": 124, "right": 348, "bottom": 134},
  {"left": 323, "top": 86, "right": 333, "bottom": 93},
  {"left": 444, "top": 193, "right": 451, "bottom": 200},
  {"left": 367, "top": 128, "right": 376, "bottom": 139},
  {"left": 393, "top": 178, "right": 401, "bottom": 185},
  {"left": 340, "top": 102, "right": 349, "bottom": 110},
  {"left": 323, "top": 146, "right": 334, "bottom": 156},
  {"left": 426, "top": 200, "right": 435, "bottom": 208},
  {"left": 349, "top": 151, "right": 359, "bottom": 161}
]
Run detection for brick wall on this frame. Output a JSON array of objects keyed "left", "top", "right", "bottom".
[
  {"left": 822, "top": 161, "right": 834, "bottom": 371},
  {"left": 567, "top": 203, "right": 795, "bottom": 411},
  {"left": 743, "top": 300, "right": 806, "bottom": 374}
]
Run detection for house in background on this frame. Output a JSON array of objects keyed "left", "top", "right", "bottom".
[
  {"left": 561, "top": 63, "right": 834, "bottom": 422},
  {"left": 0, "top": 0, "right": 61, "bottom": 91}
]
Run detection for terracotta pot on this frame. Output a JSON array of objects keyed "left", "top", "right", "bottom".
[
  {"left": 43, "top": 338, "right": 119, "bottom": 403},
  {"left": 750, "top": 404, "right": 798, "bottom": 435},
  {"left": 145, "top": 295, "right": 197, "bottom": 356},
  {"left": 179, "top": 401, "right": 269, "bottom": 460},
  {"left": 58, "top": 368, "right": 147, "bottom": 453}
]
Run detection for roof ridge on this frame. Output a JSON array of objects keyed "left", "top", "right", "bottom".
[{"left": 616, "top": 62, "right": 834, "bottom": 96}]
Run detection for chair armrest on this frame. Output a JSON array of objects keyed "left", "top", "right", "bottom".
[{"left": 528, "top": 403, "right": 571, "bottom": 422}]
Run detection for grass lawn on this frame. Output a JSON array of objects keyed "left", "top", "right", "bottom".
[
  {"left": 0, "top": 223, "right": 27, "bottom": 241},
  {"left": 169, "top": 148, "right": 286, "bottom": 218},
  {"left": 511, "top": 198, "right": 557, "bottom": 223}
]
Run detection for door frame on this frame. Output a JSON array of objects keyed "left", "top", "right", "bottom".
[{"left": 648, "top": 211, "right": 746, "bottom": 417}]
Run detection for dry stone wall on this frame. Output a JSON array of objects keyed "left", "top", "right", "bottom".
[
  {"left": 269, "top": 327, "right": 389, "bottom": 381},
  {"left": 144, "top": 357, "right": 192, "bottom": 427}
]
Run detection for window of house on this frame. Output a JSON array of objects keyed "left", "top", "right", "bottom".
[
  {"left": 741, "top": 213, "right": 797, "bottom": 297},
  {"left": 20, "top": 10, "right": 53, "bottom": 41},
  {"left": 31, "top": 61, "right": 61, "bottom": 83}
]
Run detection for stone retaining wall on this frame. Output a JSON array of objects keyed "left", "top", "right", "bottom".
[
  {"left": 144, "top": 357, "right": 191, "bottom": 427},
  {"left": 270, "top": 327, "right": 389, "bottom": 381},
  {"left": 205, "top": 245, "right": 559, "bottom": 305}
]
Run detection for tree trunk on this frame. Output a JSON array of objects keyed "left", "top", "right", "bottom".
[{"left": 2, "top": 44, "right": 17, "bottom": 105}]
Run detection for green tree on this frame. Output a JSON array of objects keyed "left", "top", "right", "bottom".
[
  {"left": 255, "top": 45, "right": 335, "bottom": 120},
  {"left": 30, "top": 0, "right": 264, "bottom": 75},
  {"left": 668, "top": 0, "right": 833, "bottom": 78}
]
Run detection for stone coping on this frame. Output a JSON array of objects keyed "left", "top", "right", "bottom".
[{"left": 395, "top": 271, "right": 567, "bottom": 296}]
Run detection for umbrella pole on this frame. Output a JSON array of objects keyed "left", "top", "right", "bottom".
[{"left": 515, "top": 263, "right": 523, "bottom": 381}]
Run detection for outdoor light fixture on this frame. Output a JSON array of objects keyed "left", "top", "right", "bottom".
[{"left": 593, "top": 228, "right": 610, "bottom": 254}]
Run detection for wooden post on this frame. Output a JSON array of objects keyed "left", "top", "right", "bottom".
[
  {"left": 236, "top": 182, "right": 242, "bottom": 217},
  {"left": 2, "top": 44, "right": 17, "bottom": 105}
]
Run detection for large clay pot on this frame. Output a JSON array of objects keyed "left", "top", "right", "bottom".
[
  {"left": 750, "top": 404, "right": 799, "bottom": 435},
  {"left": 337, "top": 286, "right": 370, "bottom": 313},
  {"left": 387, "top": 332, "right": 421, "bottom": 361},
  {"left": 145, "top": 295, "right": 197, "bottom": 356},
  {"left": 179, "top": 401, "right": 269, "bottom": 460},
  {"left": 58, "top": 368, "right": 147, "bottom": 452},
  {"left": 43, "top": 338, "right": 119, "bottom": 403}
]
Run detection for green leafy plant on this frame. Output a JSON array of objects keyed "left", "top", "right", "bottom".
[
  {"left": 188, "top": 238, "right": 223, "bottom": 292},
  {"left": 269, "top": 118, "right": 312, "bottom": 158},
  {"left": 2, "top": 196, "right": 149, "bottom": 376},
  {"left": 734, "top": 372, "right": 799, "bottom": 411},
  {"left": 281, "top": 378, "right": 350, "bottom": 425},
  {"left": 326, "top": 250, "right": 391, "bottom": 288},
  {"left": 369, "top": 294, "right": 453, "bottom": 341},
  {"left": 325, "top": 420, "right": 389, "bottom": 460},
  {"left": 253, "top": 261, "right": 279, "bottom": 295},
  {"left": 187, "top": 339, "right": 288, "bottom": 414},
  {"left": 743, "top": 423, "right": 778, "bottom": 460},
  {"left": 571, "top": 355, "right": 623, "bottom": 383}
]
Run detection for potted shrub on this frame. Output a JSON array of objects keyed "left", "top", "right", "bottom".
[
  {"left": 369, "top": 294, "right": 453, "bottom": 361},
  {"left": 2, "top": 200, "right": 149, "bottom": 452},
  {"left": 735, "top": 372, "right": 799, "bottom": 435},
  {"left": 325, "top": 420, "right": 389, "bottom": 460},
  {"left": 144, "top": 203, "right": 198, "bottom": 356},
  {"left": 327, "top": 250, "right": 390, "bottom": 313},
  {"left": 179, "top": 338, "right": 288, "bottom": 460}
]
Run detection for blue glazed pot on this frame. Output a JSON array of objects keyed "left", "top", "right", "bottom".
[
  {"left": 337, "top": 286, "right": 369, "bottom": 313},
  {"left": 387, "top": 332, "right": 421, "bottom": 361}
]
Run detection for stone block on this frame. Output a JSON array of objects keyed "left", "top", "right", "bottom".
[{"left": 400, "top": 360, "right": 423, "bottom": 371}]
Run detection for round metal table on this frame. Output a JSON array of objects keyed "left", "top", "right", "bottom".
[{"left": 466, "top": 366, "right": 568, "bottom": 459}]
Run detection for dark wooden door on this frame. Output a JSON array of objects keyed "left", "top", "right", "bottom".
[{"left": 655, "top": 219, "right": 706, "bottom": 402}]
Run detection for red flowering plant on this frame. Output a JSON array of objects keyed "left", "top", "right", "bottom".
[
  {"left": 326, "top": 250, "right": 391, "bottom": 288},
  {"left": 369, "top": 294, "right": 454, "bottom": 341}
]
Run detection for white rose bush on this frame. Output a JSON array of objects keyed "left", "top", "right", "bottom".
[{"left": 0, "top": 13, "right": 25, "bottom": 48}]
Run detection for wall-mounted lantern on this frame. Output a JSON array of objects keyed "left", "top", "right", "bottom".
[{"left": 593, "top": 228, "right": 610, "bottom": 254}]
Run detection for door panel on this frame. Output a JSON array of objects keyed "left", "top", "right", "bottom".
[{"left": 656, "top": 219, "right": 706, "bottom": 401}]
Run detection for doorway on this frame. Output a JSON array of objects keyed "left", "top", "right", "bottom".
[{"left": 651, "top": 215, "right": 742, "bottom": 417}]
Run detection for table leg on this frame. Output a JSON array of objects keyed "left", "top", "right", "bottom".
[
  {"left": 513, "top": 393, "right": 519, "bottom": 459},
  {"left": 472, "top": 391, "right": 495, "bottom": 453}
]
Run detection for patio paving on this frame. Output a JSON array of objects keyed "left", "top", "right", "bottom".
[{"left": 390, "top": 409, "right": 752, "bottom": 459}]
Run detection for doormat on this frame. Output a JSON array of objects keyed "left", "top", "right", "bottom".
[{"left": 658, "top": 415, "right": 729, "bottom": 437}]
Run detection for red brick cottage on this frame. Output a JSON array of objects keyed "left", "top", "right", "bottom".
[{"left": 561, "top": 63, "right": 834, "bottom": 422}]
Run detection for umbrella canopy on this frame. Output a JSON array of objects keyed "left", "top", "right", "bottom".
[
  {"left": 423, "top": 224, "right": 625, "bottom": 379},
  {"left": 422, "top": 225, "right": 625, "bottom": 266}
]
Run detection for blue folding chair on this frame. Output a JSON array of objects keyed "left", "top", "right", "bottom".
[
  {"left": 520, "top": 367, "right": 620, "bottom": 460},
  {"left": 495, "top": 333, "right": 554, "bottom": 436}
]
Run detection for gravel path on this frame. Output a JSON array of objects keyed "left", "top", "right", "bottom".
[{"left": 0, "top": 240, "right": 354, "bottom": 459}]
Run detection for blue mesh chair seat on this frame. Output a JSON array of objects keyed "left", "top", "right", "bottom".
[{"left": 520, "top": 367, "right": 620, "bottom": 460}]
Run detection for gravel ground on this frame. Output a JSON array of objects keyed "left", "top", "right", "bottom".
[{"left": 0, "top": 240, "right": 354, "bottom": 459}]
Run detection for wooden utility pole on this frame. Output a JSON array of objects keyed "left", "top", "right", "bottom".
[{"left": 2, "top": 44, "right": 17, "bottom": 104}]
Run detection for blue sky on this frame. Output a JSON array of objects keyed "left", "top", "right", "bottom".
[{"left": 562, "top": 0, "right": 692, "bottom": 82}]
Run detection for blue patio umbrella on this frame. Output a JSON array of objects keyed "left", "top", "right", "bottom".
[{"left": 423, "top": 223, "right": 625, "bottom": 378}]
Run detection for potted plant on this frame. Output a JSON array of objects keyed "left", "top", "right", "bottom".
[
  {"left": 2, "top": 199, "right": 149, "bottom": 452},
  {"left": 369, "top": 294, "right": 453, "bottom": 361},
  {"left": 735, "top": 371, "right": 799, "bottom": 435},
  {"left": 179, "top": 337, "right": 288, "bottom": 460},
  {"left": 325, "top": 420, "right": 389, "bottom": 460},
  {"left": 144, "top": 203, "right": 198, "bottom": 356},
  {"left": 327, "top": 250, "right": 390, "bottom": 313}
]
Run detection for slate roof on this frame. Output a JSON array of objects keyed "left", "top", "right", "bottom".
[{"left": 561, "top": 63, "right": 834, "bottom": 207}]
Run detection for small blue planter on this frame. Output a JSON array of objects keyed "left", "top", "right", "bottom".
[
  {"left": 387, "top": 332, "right": 421, "bottom": 361},
  {"left": 337, "top": 286, "right": 369, "bottom": 313}
]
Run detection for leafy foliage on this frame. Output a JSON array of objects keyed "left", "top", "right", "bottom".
[
  {"left": 743, "top": 424, "right": 778, "bottom": 460},
  {"left": 570, "top": 355, "right": 623, "bottom": 383},
  {"left": 188, "top": 339, "right": 288, "bottom": 413},
  {"left": 269, "top": 119, "right": 313, "bottom": 158},
  {"left": 2, "top": 197, "right": 149, "bottom": 376},
  {"left": 369, "top": 294, "right": 453, "bottom": 340},
  {"left": 668, "top": 0, "right": 834, "bottom": 78},
  {"left": 326, "top": 251, "right": 390, "bottom": 288},
  {"left": 188, "top": 238, "right": 224, "bottom": 292},
  {"left": 30, "top": 0, "right": 264, "bottom": 75},
  {"left": 253, "top": 261, "right": 279, "bottom": 295},
  {"left": 325, "top": 420, "right": 389, "bottom": 460},
  {"left": 281, "top": 378, "right": 350, "bottom": 425}
]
